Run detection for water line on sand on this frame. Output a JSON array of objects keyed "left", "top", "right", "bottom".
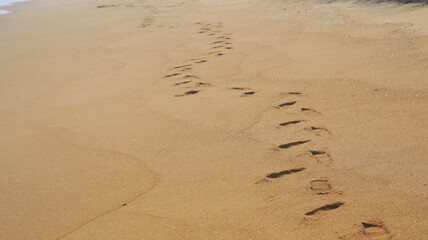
[{"left": 0, "top": 0, "right": 29, "bottom": 14}]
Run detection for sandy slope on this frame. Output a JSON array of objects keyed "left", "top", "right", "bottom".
[{"left": 0, "top": 0, "right": 427, "bottom": 239}]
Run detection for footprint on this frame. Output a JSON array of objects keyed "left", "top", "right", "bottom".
[
  {"left": 193, "top": 82, "right": 211, "bottom": 87},
  {"left": 305, "top": 202, "right": 344, "bottom": 216},
  {"left": 301, "top": 108, "right": 320, "bottom": 114},
  {"left": 165, "top": 73, "right": 181, "bottom": 78},
  {"left": 180, "top": 67, "right": 193, "bottom": 72},
  {"left": 306, "top": 126, "right": 330, "bottom": 136},
  {"left": 309, "top": 150, "right": 326, "bottom": 156},
  {"left": 278, "top": 101, "right": 297, "bottom": 107},
  {"left": 140, "top": 16, "right": 155, "bottom": 28},
  {"left": 183, "top": 75, "right": 197, "bottom": 78},
  {"left": 225, "top": 47, "right": 233, "bottom": 49},
  {"left": 310, "top": 180, "right": 332, "bottom": 195},
  {"left": 362, "top": 221, "right": 390, "bottom": 237},
  {"left": 266, "top": 167, "right": 305, "bottom": 179},
  {"left": 309, "top": 126, "right": 329, "bottom": 131},
  {"left": 278, "top": 140, "right": 310, "bottom": 149},
  {"left": 287, "top": 92, "right": 302, "bottom": 95},
  {"left": 212, "top": 45, "right": 224, "bottom": 49},
  {"left": 279, "top": 120, "right": 305, "bottom": 127},
  {"left": 196, "top": 59, "right": 207, "bottom": 63},
  {"left": 97, "top": 4, "right": 118, "bottom": 8},
  {"left": 241, "top": 91, "right": 255, "bottom": 97},
  {"left": 174, "top": 64, "right": 192, "bottom": 69},
  {"left": 175, "top": 90, "right": 199, "bottom": 97},
  {"left": 212, "top": 41, "right": 224, "bottom": 44},
  {"left": 309, "top": 150, "right": 333, "bottom": 165},
  {"left": 230, "top": 87, "right": 249, "bottom": 90},
  {"left": 174, "top": 81, "right": 191, "bottom": 86},
  {"left": 216, "top": 53, "right": 224, "bottom": 56},
  {"left": 181, "top": 67, "right": 192, "bottom": 72}
]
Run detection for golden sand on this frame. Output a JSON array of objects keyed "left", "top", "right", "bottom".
[{"left": 0, "top": 0, "right": 427, "bottom": 239}]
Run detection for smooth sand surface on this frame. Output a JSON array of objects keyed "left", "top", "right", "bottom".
[{"left": 0, "top": 0, "right": 427, "bottom": 239}]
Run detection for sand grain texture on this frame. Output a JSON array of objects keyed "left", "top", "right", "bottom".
[{"left": 0, "top": 0, "right": 427, "bottom": 239}]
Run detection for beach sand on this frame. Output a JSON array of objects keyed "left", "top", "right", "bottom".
[{"left": 0, "top": 0, "right": 427, "bottom": 239}]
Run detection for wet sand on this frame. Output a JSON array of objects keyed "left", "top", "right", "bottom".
[{"left": 0, "top": 0, "right": 427, "bottom": 239}]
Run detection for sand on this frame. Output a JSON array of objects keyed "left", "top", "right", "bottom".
[{"left": 0, "top": 0, "right": 427, "bottom": 239}]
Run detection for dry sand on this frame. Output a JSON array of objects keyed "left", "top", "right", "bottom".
[{"left": 0, "top": 0, "right": 427, "bottom": 239}]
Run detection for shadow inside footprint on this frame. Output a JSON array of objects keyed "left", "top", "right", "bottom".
[
  {"left": 194, "top": 82, "right": 211, "bottom": 87},
  {"left": 305, "top": 202, "right": 344, "bottom": 216},
  {"left": 310, "top": 126, "right": 328, "bottom": 131},
  {"left": 362, "top": 221, "right": 389, "bottom": 236},
  {"left": 304, "top": 126, "right": 330, "bottom": 136},
  {"left": 174, "top": 81, "right": 191, "bottom": 86},
  {"left": 183, "top": 75, "right": 197, "bottom": 78},
  {"left": 241, "top": 91, "right": 255, "bottom": 97},
  {"left": 266, "top": 167, "right": 305, "bottom": 179},
  {"left": 175, "top": 90, "right": 199, "bottom": 97},
  {"left": 305, "top": 126, "right": 330, "bottom": 135},
  {"left": 97, "top": 5, "right": 117, "bottom": 8},
  {"left": 278, "top": 101, "right": 297, "bottom": 107},
  {"left": 279, "top": 120, "right": 305, "bottom": 127},
  {"left": 301, "top": 108, "right": 319, "bottom": 114},
  {"left": 309, "top": 150, "right": 333, "bottom": 165},
  {"left": 309, "top": 150, "right": 326, "bottom": 156},
  {"left": 165, "top": 73, "right": 181, "bottom": 78},
  {"left": 278, "top": 140, "right": 310, "bottom": 149},
  {"left": 174, "top": 64, "right": 192, "bottom": 69}
]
